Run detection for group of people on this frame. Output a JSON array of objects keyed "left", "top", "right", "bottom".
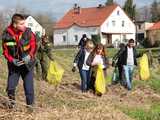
[
  {"left": 1, "top": 13, "right": 142, "bottom": 111},
  {"left": 73, "top": 34, "right": 141, "bottom": 96}
]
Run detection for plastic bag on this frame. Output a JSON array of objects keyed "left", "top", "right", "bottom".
[
  {"left": 95, "top": 64, "right": 106, "bottom": 94},
  {"left": 47, "top": 61, "right": 64, "bottom": 85},
  {"left": 112, "top": 67, "right": 119, "bottom": 83},
  {"left": 139, "top": 54, "right": 150, "bottom": 80}
]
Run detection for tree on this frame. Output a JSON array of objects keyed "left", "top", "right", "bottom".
[
  {"left": 150, "top": 0, "right": 160, "bottom": 22},
  {"left": 123, "top": 0, "right": 136, "bottom": 20},
  {"left": 105, "top": 0, "right": 114, "bottom": 5}
]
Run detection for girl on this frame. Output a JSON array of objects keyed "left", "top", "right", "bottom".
[
  {"left": 87, "top": 44, "right": 108, "bottom": 95},
  {"left": 72, "top": 40, "right": 94, "bottom": 92}
]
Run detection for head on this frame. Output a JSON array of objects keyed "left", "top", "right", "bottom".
[
  {"left": 128, "top": 39, "right": 135, "bottom": 48},
  {"left": 119, "top": 43, "right": 125, "bottom": 49},
  {"left": 85, "top": 39, "right": 94, "bottom": 52},
  {"left": 93, "top": 43, "right": 106, "bottom": 56},
  {"left": 11, "top": 13, "right": 26, "bottom": 32}
]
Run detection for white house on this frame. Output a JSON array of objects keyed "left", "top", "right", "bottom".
[
  {"left": 25, "top": 16, "right": 45, "bottom": 37},
  {"left": 54, "top": 4, "right": 136, "bottom": 47}
]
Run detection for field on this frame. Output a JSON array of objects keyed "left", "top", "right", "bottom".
[{"left": 0, "top": 48, "right": 160, "bottom": 120}]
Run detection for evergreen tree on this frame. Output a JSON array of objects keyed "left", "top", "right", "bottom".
[
  {"left": 150, "top": 0, "right": 160, "bottom": 22},
  {"left": 105, "top": 0, "right": 114, "bottom": 5},
  {"left": 123, "top": 0, "right": 136, "bottom": 20}
]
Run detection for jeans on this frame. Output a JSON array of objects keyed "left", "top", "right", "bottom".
[
  {"left": 7, "top": 63, "right": 34, "bottom": 105},
  {"left": 79, "top": 69, "right": 90, "bottom": 92},
  {"left": 123, "top": 65, "right": 134, "bottom": 90}
]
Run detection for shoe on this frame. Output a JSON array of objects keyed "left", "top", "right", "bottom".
[{"left": 26, "top": 105, "right": 34, "bottom": 113}]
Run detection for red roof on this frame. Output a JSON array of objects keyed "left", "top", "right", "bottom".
[
  {"left": 148, "top": 21, "right": 160, "bottom": 30},
  {"left": 55, "top": 4, "right": 118, "bottom": 29}
]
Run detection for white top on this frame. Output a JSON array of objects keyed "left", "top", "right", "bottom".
[
  {"left": 92, "top": 55, "right": 106, "bottom": 69},
  {"left": 127, "top": 47, "right": 134, "bottom": 65},
  {"left": 82, "top": 50, "right": 90, "bottom": 70}
]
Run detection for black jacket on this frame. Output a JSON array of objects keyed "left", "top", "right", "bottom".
[{"left": 113, "top": 46, "right": 141, "bottom": 66}]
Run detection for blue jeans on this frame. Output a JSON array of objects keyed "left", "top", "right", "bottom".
[
  {"left": 123, "top": 65, "right": 134, "bottom": 90},
  {"left": 79, "top": 69, "right": 90, "bottom": 92}
]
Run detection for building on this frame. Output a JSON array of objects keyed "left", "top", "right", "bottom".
[
  {"left": 54, "top": 4, "right": 136, "bottom": 47},
  {"left": 25, "top": 16, "right": 45, "bottom": 37},
  {"left": 135, "top": 21, "right": 154, "bottom": 42}
]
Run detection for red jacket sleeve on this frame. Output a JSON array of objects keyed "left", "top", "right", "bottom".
[
  {"left": 2, "top": 41, "right": 14, "bottom": 63},
  {"left": 29, "top": 32, "right": 37, "bottom": 59}
]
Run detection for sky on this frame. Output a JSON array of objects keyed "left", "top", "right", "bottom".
[{"left": 0, "top": 0, "right": 154, "bottom": 21}]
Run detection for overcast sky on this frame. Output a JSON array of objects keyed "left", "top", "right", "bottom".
[{"left": 0, "top": 0, "right": 153, "bottom": 20}]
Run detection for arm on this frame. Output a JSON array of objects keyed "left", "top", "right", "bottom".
[
  {"left": 29, "top": 32, "right": 37, "bottom": 59},
  {"left": 73, "top": 49, "right": 82, "bottom": 66},
  {"left": 86, "top": 52, "right": 94, "bottom": 66}
]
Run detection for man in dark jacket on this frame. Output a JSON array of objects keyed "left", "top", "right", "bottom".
[
  {"left": 112, "top": 39, "right": 141, "bottom": 90},
  {"left": 2, "top": 13, "right": 36, "bottom": 108},
  {"left": 78, "top": 34, "right": 88, "bottom": 49}
]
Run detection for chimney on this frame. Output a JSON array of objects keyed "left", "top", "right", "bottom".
[
  {"left": 97, "top": 4, "right": 103, "bottom": 8},
  {"left": 73, "top": 3, "right": 81, "bottom": 14}
]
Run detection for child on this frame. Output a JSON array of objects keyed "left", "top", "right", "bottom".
[
  {"left": 86, "top": 44, "right": 108, "bottom": 95},
  {"left": 72, "top": 40, "right": 94, "bottom": 92}
]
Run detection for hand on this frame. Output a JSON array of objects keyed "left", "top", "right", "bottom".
[
  {"left": 22, "top": 55, "right": 31, "bottom": 64},
  {"left": 13, "top": 59, "right": 24, "bottom": 66},
  {"left": 72, "top": 66, "right": 76, "bottom": 72}
]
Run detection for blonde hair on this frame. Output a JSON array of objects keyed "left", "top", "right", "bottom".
[{"left": 85, "top": 40, "right": 94, "bottom": 49}]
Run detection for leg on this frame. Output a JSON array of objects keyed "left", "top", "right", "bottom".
[
  {"left": 128, "top": 65, "right": 134, "bottom": 88},
  {"left": 86, "top": 70, "right": 91, "bottom": 90},
  {"left": 21, "top": 67, "right": 34, "bottom": 105},
  {"left": 79, "top": 69, "right": 88, "bottom": 92},
  {"left": 7, "top": 63, "right": 20, "bottom": 101},
  {"left": 123, "top": 65, "right": 131, "bottom": 90}
]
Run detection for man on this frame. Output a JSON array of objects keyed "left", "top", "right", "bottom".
[
  {"left": 2, "top": 13, "right": 36, "bottom": 108},
  {"left": 38, "top": 35, "right": 54, "bottom": 81},
  {"left": 78, "top": 34, "right": 88, "bottom": 49},
  {"left": 113, "top": 39, "right": 141, "bottom": 90}
]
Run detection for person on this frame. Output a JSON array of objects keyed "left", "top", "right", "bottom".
[
  {"left": 78, "top": 34, "right": 89, "bottom": 49},
  {"left": 72, "top": 40, "right": 94, "bottom": 92},
  {"left": 112, "top": 43, "right": 125, "bottom": 85},
  {"left": 86, "top": 44, "right": 108, "bottom": 96},
  {"left": 37, "top": 35, "right": 54, "bottom": 81},
  {"left": 116, "top": 39, "right": 141, "bottom": 90},
  {"left": 1, "top": 13, "right": 37, "bottom": 109}
]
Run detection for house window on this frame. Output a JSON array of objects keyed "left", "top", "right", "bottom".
[
  {"left": 138, "top": 25, "right": 141, "bottom": 29},
  {"left": 63, "top": 35, "right": 66, "bottom": 42},
  {"left": 122, "top": 21, "right": 125, "bottom": 27},
  {"left": 28, "top": 23, "right": 33, "bottom": 27},
  {"left": 74, "top": 35, "right": 78, "bottom": 42},
  {"left": 117, "top": 10, "right": 120, "bottom": 15},
  {"left": 112, "top": 20, "right": 116, "bottom": 26}
]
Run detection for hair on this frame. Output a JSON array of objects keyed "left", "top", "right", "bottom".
[
  {"left": 85, "top": 39, "right": 94, "bottom": 49},
  {"left": 119, "top": 43, "right": 125, "bottom": 49},
  {"left": 11, "top": 13, "right": 25, "bottom": 24},
  {"left": 128, "top": 39, "right": 135, "bottom": 43},
  {"left": 92, "top": 43, "right": 106, "bottom": 56}
]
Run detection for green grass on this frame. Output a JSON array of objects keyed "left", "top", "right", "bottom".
[{"left": 122, "top": 103, "right": 160, "bottom": 120}]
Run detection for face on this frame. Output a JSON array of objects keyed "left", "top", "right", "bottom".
[
  {"left": 96, "top": 47, "right": 103, "bottom": 55},
  {"left": 128, "top": 42, "right": 135, "bottom": 48},
  {"left": 14, "top": 20, "right": 26, "bottom": 31}
]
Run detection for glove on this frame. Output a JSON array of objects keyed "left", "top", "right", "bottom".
[
  {"left": 72, "top": 66, "right": 76, "bottom": 72},
  {"left": 13, "top": 59, "right": 23, "bottom": 66},
  {"left": 22, "top": 55, "right": 31, "bottom": 64}
]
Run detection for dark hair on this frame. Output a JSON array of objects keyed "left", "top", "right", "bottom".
[
  {"left": 92, "top": 43, "right": 106, "bottom": 56},
  {"left": 82, "top": 34, "right": 87, "bottom": 38},
  {"left": 119, "top": 43, "right": 125, "bottom": 49},
  {"left": 128, "top": 39, "right": 135, "bottom": 43},
  {"left": 11, "top": 13, "right": 25, "bottom": 24}
]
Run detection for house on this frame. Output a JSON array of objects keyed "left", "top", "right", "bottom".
[
  {"left": 25, "top": 16, "right": 45, "bottom": 38},
  {"left": 135, "top": 21, "right": 154, "bottom": 42},
  {"left": 54, "top": 4, "right": 136, "bottom": 47},
  {"left": 147, "top": 21, "right": 160, "bottom": 46}
]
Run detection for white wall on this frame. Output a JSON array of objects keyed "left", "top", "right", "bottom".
[
  {"left": 100, "top": 6, "right": 136, "bottom": 44},
  {"left": 25, "top": 16, "right": 44, "bottom": 37},
  {"left": 54, "top": 25, "right": 99, "bottom": 46}
]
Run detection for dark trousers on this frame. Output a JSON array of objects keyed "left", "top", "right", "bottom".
[{"left": 7, "top": 63, "right": 34, "bottom": 105}]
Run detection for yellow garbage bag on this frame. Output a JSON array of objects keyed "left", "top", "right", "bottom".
[
  {"left": 95, "top": 64, "right": 106, "bottom": 94},
  {"left": 47, "top": 61, "right": 64, "bottom": 85},
  {"left": 139, "top": 54, "right": 150, "bottom": 80}
]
